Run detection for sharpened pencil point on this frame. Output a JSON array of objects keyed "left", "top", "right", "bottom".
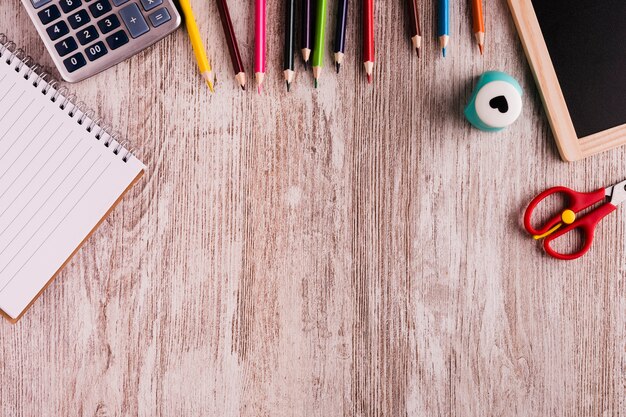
[
  {"left": 416, "top": 48, "right": 420, "bottom": 58},
  {"left": 203, "top": 72, "right": 215, "bottom": 93},
  {"left": 235, "top": 73, "right": 247, "bottom": 91},
  {"left": 257, "top": 85, "right": 262, "bottom": 95},
  {"left": 478, "top": 44, "right": 484, "bottom": 55},
  {"left": 314, "top": 79, "right": 318, "bottom": 88},
  {"left": 367, "top": 74, "right": 372, "bottom": 84},
  {"left": 442, "top": 47, "right": 446, "bottom": 58},
  {"left": 286, "top": 81, "right": 290, "bottom": 92},
  {"left": 336, "top": 62, "right": 340, "bottom": 74}
]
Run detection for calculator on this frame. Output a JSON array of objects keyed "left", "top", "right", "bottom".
[{"left": 19, "top": 0, "right": 181, "bottom": 82}]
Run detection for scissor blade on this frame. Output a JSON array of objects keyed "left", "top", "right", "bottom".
[{"left": 606, "top": 179, "right": 626, "bottom": 205}]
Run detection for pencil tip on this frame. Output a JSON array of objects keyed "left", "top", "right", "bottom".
[
  {"left": 442, "top": 48, "right": 446, "bottom": 58},
  {"left": 314, "top": 79, "right": 318, "bottom": 89},
  {"left": 416, "top": 47, "right": 420, "bottom": 58},
  {"left": 286, "top": 81, "right": 290, "bottom": 92},
  {"left": 304, "top": 61, "right": 309, "bottom": 71},
  {"left": 336, "top": 63, "right": 340, "bottom": 74},
  {"left": 258, "top": 85, "right": 262, "bottom": 95},
  {"left": 478, "top": 44, "right": 484, "bottom": 55},
  {"left": 367, "top": 74, "right": 372, "bottom": 84},
  {"left": 241, "top": 85, "right": 246, "bottom": 91},
  {"left": 206, "top": 80, "right": 215, "bottom": 93}
]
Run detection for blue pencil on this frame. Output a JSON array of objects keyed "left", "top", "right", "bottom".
[
  {"left": 438, "top": 0, "right": 449, "bottom": 57},
  {"left": 333, "top": 0, "right": 348, "bottom": 73}
]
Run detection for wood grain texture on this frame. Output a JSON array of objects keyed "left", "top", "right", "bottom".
[{"left": 0, "top": 0, "right": 624, "bottom": 416}]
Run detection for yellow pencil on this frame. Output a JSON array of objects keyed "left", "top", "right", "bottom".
[{"left": 179, "top": 0, "right": 215, "bottom": 92}]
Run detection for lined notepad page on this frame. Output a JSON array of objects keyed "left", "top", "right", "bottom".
[{"left": 0, "top": 60, "right": 144, "bottom": 320}]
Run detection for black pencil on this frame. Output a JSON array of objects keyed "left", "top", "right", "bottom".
[
  {"left": 407, "top": 0, "right": 421, "bottom": 56},
  {"left": 300, "top": 0, "right": 312, "bottom": 67},
  {"left": 284, "top": 0, "right": 296, "bottom": 90}
]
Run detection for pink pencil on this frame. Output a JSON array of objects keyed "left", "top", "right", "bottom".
[{"left": 255, "top": 0, "right": 266, "bottom": 93}]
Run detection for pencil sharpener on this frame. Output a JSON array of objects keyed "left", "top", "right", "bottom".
[{"left": 465, "top": 71, "right": 523, "bottom": 132}]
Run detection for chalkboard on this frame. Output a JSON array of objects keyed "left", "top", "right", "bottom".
[{"left": 531, "top": 1, "right": 626, "bottom": 138}]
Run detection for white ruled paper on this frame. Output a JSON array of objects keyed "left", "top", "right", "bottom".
[{"left": 0, "top": 53, "right": 144, "bottom": 320}]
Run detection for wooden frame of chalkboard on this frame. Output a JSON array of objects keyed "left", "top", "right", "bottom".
[{"left": 508, "top": 0, "right": 626, "bottom": 161}]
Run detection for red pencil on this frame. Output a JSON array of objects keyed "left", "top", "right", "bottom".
[{"left": 363, "top": 0, "right": 374, "bottom": 83}]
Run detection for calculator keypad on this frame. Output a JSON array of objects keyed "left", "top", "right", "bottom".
[
  {"left": 89, "top": 0, "right": 112, "bottom": 18},
  {"left": 76, "top": 25, "right": 99, "bottom": 45},
  {"left": 85, "top": 41, "right": 108, "bottom": 61},
  {"left": 23, "top": 0, "right": 180, "bottom": 81},
  {"left": 140, "top": 0, "right": 161, "bottom": 12},
  {"left": 148, "top": 8, "right": 170, "bottom": 27},
  {"left": 68, "top": 9, "right": 90, "bottom": 29},
  {"left": 63, "top": 52, "right": 87, "bottom": 72},
  {"left": 97, "top": 14, "right": 121, "bottom": 34},
  {"left": 46, "top": 21, "right": 70, "bottom": 40},
  {"left": 54, "top": 37, "right": 78, "bottom": 56},
  {"left": 31, "top": 0, "right": 53, "bottom": 8},
  {"left": 59, "top": 0, "right": 82, "bottom": 14},
  {"left": 38, "top": 5, "right": 60, "bottom": 24},
  {"left": 119, "top": 4, "right": 149, "bottom": 38},
  {"left": 105, "top": 30, "right": 129, "bottom": 50}
]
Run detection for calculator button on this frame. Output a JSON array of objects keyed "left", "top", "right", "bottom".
[
  {"left": 140, "top": 0, "right": 162, "bottom": 12},
  {"left": 68, "top": 10, "right": 91, "bottom": 29},
  {"left": 59, "top": 0, "right": 82, "bottom": 14},
  {"left": 89, "top": 0, "right": 112, "bottom": 18},
  {"left": 76, "top": 25, "right": 99, "bottom": 45},
  {"left": 97, "top": 14, "right": 121, "bottom": 34},
  {"left": 54, "top": 37, "right": 78, "bottom": 56},
  {"left": 30, "top": 0, "right": 53, "bottom": 9},
  {"left": 46, "top": 21, "right": 69, "bottom": 41},
  {"left": 112, "top": 0, "right": 130, "bottom": 5},
  {"left": 148, "top": 8, "right": 170, "bottom": 27},
  {"left": 105, "top": 30, "right": 129, "bottom": 50},
  {"left": 37, "top": 5, "right": 61, "bottom": 25},
  {"left": 63, "top": 52, "right": 87, "bottom": 73},
  {"left": 85, "top": 41, "right": 108, "bottom": 61},
  {"left": 119, "top": 4, "right": 150, "bottom": 38}
]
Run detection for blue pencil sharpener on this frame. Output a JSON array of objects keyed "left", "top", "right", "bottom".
[{"left": 464, "top": 71, "right": 523, "bottom": 132}]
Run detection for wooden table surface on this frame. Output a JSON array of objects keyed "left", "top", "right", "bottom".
[{"left": 1, "top": 0, "right": 624, "bottom": 416}]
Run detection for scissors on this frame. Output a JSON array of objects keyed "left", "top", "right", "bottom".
[{"left": 523, "top": 179, "right": 626, "bottom": 260}]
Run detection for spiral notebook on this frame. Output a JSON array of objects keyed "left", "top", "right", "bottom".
[{"left": 0, "top": 35, "right": 145, "bottom": 323}]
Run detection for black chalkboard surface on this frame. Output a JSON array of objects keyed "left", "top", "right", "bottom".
[{"left": 531, "top": 1, "right": 626, "bottom": 138}]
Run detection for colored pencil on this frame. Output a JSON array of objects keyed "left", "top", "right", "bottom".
[
  {"left": 216, "top": 0, "right": 246, "bottom": 90},
  {"left": 407, "top": 0, "right": 421, "bottom": 56},
  {"left": 363, "top": 0, "right": 374, "bottom": 83},
  {"left": 471, "top": 0, "right": 485, "bottom": 54},
  {"left": 255, "top": 0, "right": 266, "bottom": 93},
  {"left": 284, "top": 0, "right": 296, "bottom": 90},
  {"left": 333, "top": 0, "right": 348, "bottom": 73},
  {"left": 179, "top": 0, "right": 215, "bottom": 92},
  {"left": 312, "top": 0, "right": 327, "bottom": 87},
  {"left": 438, "top": 0, "right": 449, "bottom": 57},
  {"left": 301, "top": 0, "right": 312, "bottom": 67}
]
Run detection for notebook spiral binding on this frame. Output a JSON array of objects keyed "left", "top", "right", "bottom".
[{"left": 0, "top": 33, "right": 136, "bottom": 163}]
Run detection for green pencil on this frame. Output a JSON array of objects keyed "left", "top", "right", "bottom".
[{"left": 311, "top": 0, "right": 327, "bottom": 87}]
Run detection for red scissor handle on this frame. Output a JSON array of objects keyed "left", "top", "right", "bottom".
[
  {"left": 523, "top": 186, "right": 606, "bottom": 236},
  {"left": 541, "top": 202, "right": 617, "bottom": 260}
]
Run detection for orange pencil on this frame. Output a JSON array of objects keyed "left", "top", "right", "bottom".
[{"left": 471, "top": 0, "right": 485, "bottom": 54}]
